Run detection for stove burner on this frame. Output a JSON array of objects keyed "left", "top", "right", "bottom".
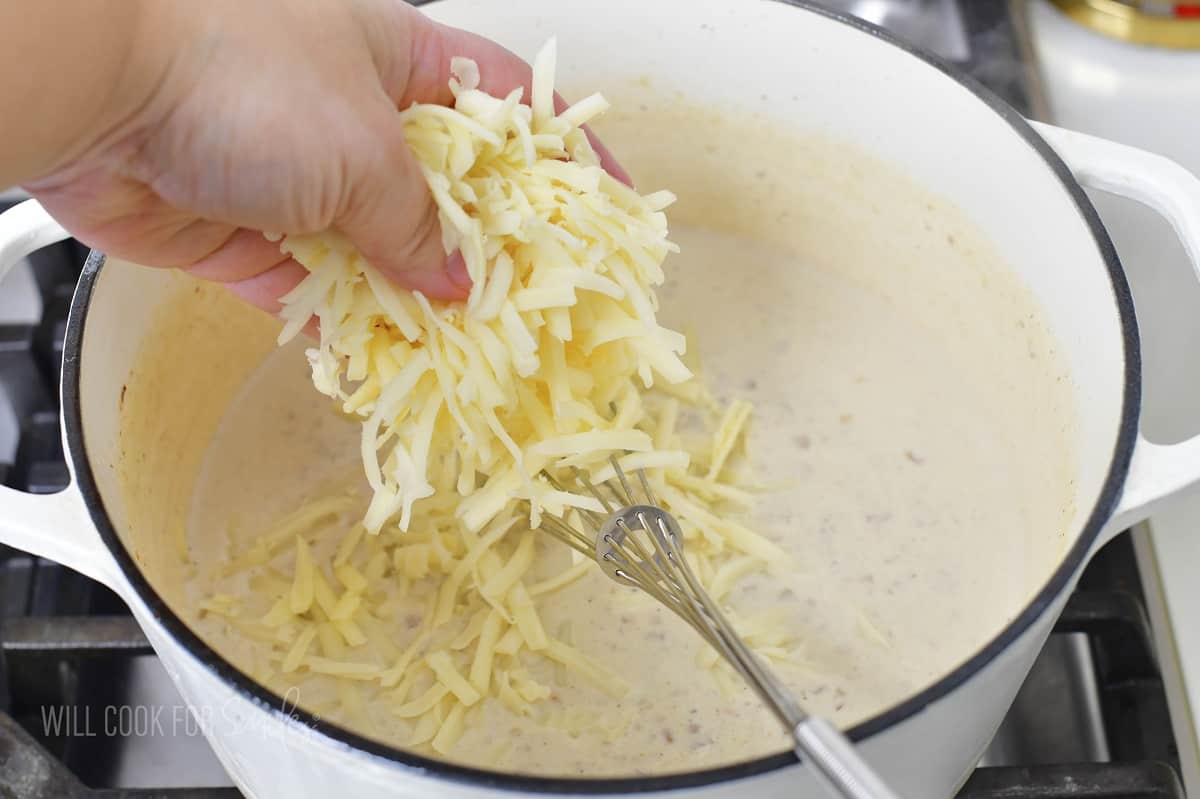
[
  {"left": 962, "top": 762, "right": 1185, "bottom": 799},
  {"left": 0, "top": 712, "right": 240, "bottom": 799}
]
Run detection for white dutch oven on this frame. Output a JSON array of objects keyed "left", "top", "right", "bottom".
[{"left": 2, "top": 1, "right": 1200, "bottom": 797}]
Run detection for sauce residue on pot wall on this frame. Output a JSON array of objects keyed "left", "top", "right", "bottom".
[{"left": 131, "top": 90, "right": 1078, "bottom": 777}]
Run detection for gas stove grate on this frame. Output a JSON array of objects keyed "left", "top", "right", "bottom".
[
  {"left": 0, "top": 712, "right": 239, "bottom": 799},
  {"left": 962, "top": 762, "right": 1184, "bottom": 798}
]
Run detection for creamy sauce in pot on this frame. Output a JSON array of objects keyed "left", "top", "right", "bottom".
[{"left": 184, "top": 101, "right": 1077, "bottom": 777}]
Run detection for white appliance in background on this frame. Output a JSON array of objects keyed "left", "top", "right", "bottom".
[{"left": 1026, "top": 1, "right": 1200, "bottom": 793}]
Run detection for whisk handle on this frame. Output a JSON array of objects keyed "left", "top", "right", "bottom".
[{"left": 792, "top": 717, "right": 902, "bottom": 799}]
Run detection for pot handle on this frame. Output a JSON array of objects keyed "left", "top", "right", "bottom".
[
  {"left": 0, "top": 197, "right": 71, "bottom": 282},
  {"left": 1031, "top": 122, "right": 1200, "bottom": 529},
  {"left": 0, "top": 485, "right": 117, "bottom": 588},
  {"left": 0, "top": 199, "right": 119, "bottom": 588}
]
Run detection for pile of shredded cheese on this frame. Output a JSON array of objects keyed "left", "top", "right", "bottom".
[
  {"left": 201, "top": 39, "right": 796, "bottom": 758},
  {"left": 275, "top": 39, "right": 691, "bottom": 537}
]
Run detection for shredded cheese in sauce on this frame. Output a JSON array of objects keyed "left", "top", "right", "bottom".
[
  {"left": 275, "top": 38, "right": 691, "bottom": 537},
  {"left": 210, "top": 40, "right": 790, "bottom": 756}
]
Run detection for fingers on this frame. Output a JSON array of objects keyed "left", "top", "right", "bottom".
[
  {"left": 223, "top": 258, "right": 308, "bottom": 316},
  {"left": 224, "top": 259, "right": 320, "bottom": 338},
  {"left": 32, "top": 174, "right": 243, "bottom": 270},
  {"left": 397, "top": 13, "right": 531, "bottom": 108},
  {"left": 185, "top": 228, "right": 291, "bottom": 283},
  {"left": 334, "top": 101, "right": 469, "bottom": 300},
  {"left": 398, "top": 10, "right": 632, "bottom": 185}
]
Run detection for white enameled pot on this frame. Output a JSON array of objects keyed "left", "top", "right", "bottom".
[{"left": 1, "top": 1, "right": 1200, "bottom": 797}]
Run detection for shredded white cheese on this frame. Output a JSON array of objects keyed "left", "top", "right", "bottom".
[
  {"left": 202, "top": 39, "right": 798, "bottom": 760},
  {"left": 276, "top": 37, "right": 690, "bottom": 537}
]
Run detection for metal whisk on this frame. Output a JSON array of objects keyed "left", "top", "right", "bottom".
[{"left": 536, "top": 457, "right": 902, "bottom": 799}]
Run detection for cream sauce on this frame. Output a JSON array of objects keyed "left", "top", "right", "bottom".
[{"left": 184, "top": 102, "right": 1077, "bottom": 777}]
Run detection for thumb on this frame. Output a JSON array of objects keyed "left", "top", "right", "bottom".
[{"left": 336, "top": 103, "right": 470, "bottom": 300}]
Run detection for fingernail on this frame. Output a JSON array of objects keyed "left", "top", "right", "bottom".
[
  {"left": 403, "top": 269, "right": 465, "bottom": 301},
  {"left": 447, "top": 250, "right": 472, "bottom": 291},
  {"left": 385, "top": 252, "right": 472, "bottom": 301}
]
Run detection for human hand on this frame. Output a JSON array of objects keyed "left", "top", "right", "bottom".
[{"left": 19, "top": 0, "right": 628, "bottom": 312}]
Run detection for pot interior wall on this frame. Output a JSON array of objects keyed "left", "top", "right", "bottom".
[{"left": 79, "top": 266, "right": 280, "bottom": 611}]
